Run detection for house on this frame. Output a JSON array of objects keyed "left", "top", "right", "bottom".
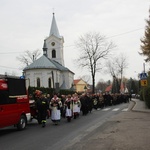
[{"left": 73, "top": 79, "right": 88, "bottom": 93}]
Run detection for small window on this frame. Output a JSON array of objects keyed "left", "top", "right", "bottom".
[
  {"left": 37, "top": 78, "right": 40, "bottom": 87},
  {"left": 7, "top": 78, "right": 26, "bottom": 96},
  {"left": 48, "top": 78, "right": 51, "bottom": 88},
  {"left": 0, "top": 91, "right": 9, "bottom": 105},
  {"left": 52, "top": 49, "right": 56, "bottom": 58}
]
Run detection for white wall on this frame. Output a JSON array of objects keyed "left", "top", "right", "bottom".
[
  {"left": 25, "top": 69, "right": 74, "bottom": 90},
  {"left": 25, "top": 69, "right": 60, "bottom": 88}
]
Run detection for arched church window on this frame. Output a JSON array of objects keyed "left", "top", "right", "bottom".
[
  {"left": 37, "top": 78, "right": 40, "bottom": 87},
  {"left": 52, "top": 49, "right": 56, "bottom": 58},
  {"left": 48, "top": 78, "right": 52, "bottom": 88}
]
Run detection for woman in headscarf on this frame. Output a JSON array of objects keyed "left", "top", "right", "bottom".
[
  {"left": 64, "top": 95, "right": 73, "bottom": 122},
  {"left": 50, "top": 93, "right": 62, "bottom": 125}
]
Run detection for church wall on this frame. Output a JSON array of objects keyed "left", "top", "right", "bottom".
[
  {"left": 25, "top": 69, "right": 62, "bottom": 89},
  {"left": 25, "top": 68, "right": 74, "bottom": 90},
  {"left": 63, "top": 71, "right": 74, "bottom": 89}
]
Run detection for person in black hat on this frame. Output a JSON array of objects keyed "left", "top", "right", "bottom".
[{"left": 36, "top": 91, "right": 49, "bottom": 127}]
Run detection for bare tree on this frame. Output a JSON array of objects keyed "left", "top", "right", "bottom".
[
  {"left": 116, "top": 53, "right": 128, "bottom": 86},
  {"left": 106, "top": 53, "right": 128, "bottom": 93},
  {"left": 16, "top": 49, "right": 41, "bottom": 67},
  {"left": 96, "top": 79, "right": 109, "bottom": 93},
  {"left": 76, "top": 32, "right": 116, "bottom": 93},
  {"left": 79, "top": 75, "right": 90, "bottom": 84},
  {"left": 106, "top": 60, "right": 120, "bottom": 93},
  {"left": 106, "top": 60, "right": 118, "bottom": 77}
]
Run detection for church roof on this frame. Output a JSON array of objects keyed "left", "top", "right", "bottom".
[
  {"left": 51, "top": 59, "right": 68, "bottom": 71},
  {"left": 49, "top": 13, "right": 61, "bottom": 38},
  {"left": 24, "top": 55, "right": 56, "bottom": 70},
  {"left": 23, "top": 55, "right": 72, "bottom": 73}
]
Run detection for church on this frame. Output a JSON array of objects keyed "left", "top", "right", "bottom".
[{"left": 23, "top": 13, "right": 74, "bottom": 90}]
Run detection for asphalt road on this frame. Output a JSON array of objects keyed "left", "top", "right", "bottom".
[{"left": 0, "top": 103, "right": 129, "bottom": 150}]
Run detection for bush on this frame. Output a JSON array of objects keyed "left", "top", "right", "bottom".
[
  {"left": 28, "top": 86, "right": 75, "bottom": 98},
  {"left": 139, "top": 71, "right": 150, "bottom": 108},
  {"left": 143, "top": 86, "right": 150, "bottom": 108},
  {"left": 139, "top": 88, "right": 144, "bottom": 101},
  {"left": 59, "top": 89, "right": 75, "bottom": 95},
  {"left": 28, "top": 86, "right": 55, "bottom": 97}
]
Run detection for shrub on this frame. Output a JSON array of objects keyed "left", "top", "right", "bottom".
[
  {"left": 28, "top": 86, "right": 55, "bottom": 97},
  {"left": 139, "top": 89, "right": 144, "bottom": 101},
  {"left": 28, "top": 86, "right": 75, "bottom": 98},
  {"left": 143, "top": 86, "right": 150, "bottom": 108}
]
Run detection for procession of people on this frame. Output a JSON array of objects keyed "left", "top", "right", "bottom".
[{"left": 30, "top": 90, "right": 131, "bottom": 127}]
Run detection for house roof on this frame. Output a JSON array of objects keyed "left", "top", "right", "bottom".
[
  {"left": 74, "top": 79, "right": 88, "bottom": 85},
  {"left": 74, "top": 79, "right": 81, "bottom": 85},
  {"left": 105, "top": 84, "right": 125, "bottom": 92},
  {"left": 105, "top": 85, "right": 112, "bottom": 92}
]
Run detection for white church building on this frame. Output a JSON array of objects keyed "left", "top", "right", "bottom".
[{"left": 23, "top": 13, "right": 74, "bottom": 90}]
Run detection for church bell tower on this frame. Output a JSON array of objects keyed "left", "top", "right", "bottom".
[{"left": 44, "top": 13, "right": 65, "bottom": 66}]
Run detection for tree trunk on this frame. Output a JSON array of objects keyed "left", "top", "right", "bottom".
[{"left": 92, "top": 75, "right": 95, "bottom": 94}]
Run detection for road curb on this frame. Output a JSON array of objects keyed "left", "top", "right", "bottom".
[{"left": 131, "top": 99, "right": 150, "bottom": 113}]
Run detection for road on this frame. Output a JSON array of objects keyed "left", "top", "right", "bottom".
[{"left": 0, "top": 103, "right": 129, "bottom": 150}]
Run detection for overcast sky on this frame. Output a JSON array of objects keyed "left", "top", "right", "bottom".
[{"left": 0, "top": 0, "right": 149, "bottom": 83}]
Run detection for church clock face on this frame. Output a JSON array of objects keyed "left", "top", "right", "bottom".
[{"left": 51, "top": 42, "right": 55, "bottom": 46}]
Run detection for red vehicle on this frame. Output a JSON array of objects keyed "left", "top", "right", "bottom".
[{"left": 0, "top": 76, "right": 31, "bottom": 130}]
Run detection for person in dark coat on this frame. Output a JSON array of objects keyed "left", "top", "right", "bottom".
[
  {"left": 36, "top": 91, "right": 49, "bottom": 127},
  {"left": 86, "top": 93, "right": 93, "bottom": 113},
  {"left": 80, "top": 93, "right": 89, "bottom": 115}
]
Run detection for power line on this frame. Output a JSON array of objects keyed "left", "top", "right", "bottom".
[
  {"left": 0, "top": 27, "right": 144, "bottom": 55},
  {"left": 0, "top": 52, "right": 24, "bottom": 54},
  {"left": 106, "top": 27, "right": 144, "bottom": 39},
  {"left": 0, "top": 45, "right": 76, "bottom": 54},
  {"left": 0, "top": 65, "right": 21, "bottom": 70}
]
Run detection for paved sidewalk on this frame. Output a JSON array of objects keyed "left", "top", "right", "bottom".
[{"left": 131, "top": 98, "right": 150, "bottom": 113}]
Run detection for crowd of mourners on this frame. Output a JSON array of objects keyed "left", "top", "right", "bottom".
[{"left": 29, "top": 90, "right": 131, "bottom": 127}]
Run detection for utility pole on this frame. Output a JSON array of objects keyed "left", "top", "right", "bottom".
[{"left": 143, "top": 63, "right": 145, "bottom": 73}]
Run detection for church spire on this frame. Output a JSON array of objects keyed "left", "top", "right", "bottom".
[{"left": 49, "top": 13, "right": 60, "bottom": 38}]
